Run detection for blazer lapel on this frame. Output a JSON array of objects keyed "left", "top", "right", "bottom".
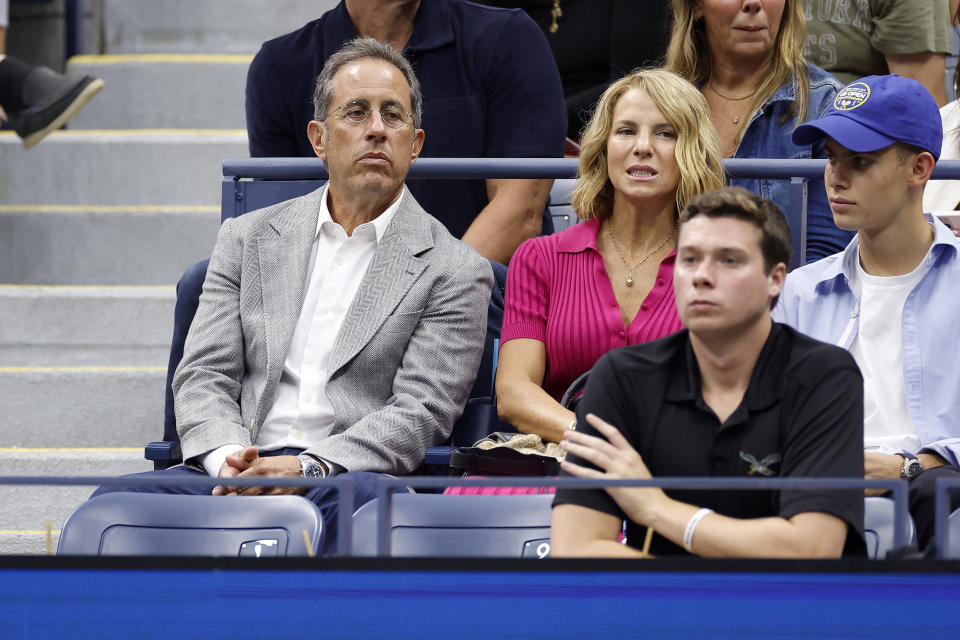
[
  {"left": 327, "top": 192, "right": 434, "bottom": 376},
  {"left": 255, "top": 190, "right": 322, "bottom": 412}
]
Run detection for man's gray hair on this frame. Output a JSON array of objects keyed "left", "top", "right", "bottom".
[{"left": 312, "top": 37, "right": 422, "bottom": 128}]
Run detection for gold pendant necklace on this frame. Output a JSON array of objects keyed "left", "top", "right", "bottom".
[
  {"left": 606, "top": 220, "right": 676, "bottom": 287},
  {"left": 707, "top": 83, "right": 758, "bottom": 125},
  {"left": 549, "top": 0, "right": 563, "bottom": 33}
]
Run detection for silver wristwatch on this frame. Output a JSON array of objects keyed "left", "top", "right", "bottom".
[
  {"left": 899, "top": 453, "right": 925, "bottom": 480},
  {"left": 297, "top": 453, "right": 327, "bottom": 479}
]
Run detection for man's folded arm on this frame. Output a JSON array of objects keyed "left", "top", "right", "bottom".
[
  {"left": 551, "top": 504, "right": 639, "bottom": 558},
  {"left": 307, "top": 254, "right": 494, "bottom": 474},
  {"left": 552, "top": 502, "right": 848, "bottom": 559}
]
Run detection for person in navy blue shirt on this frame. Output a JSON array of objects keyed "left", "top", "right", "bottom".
[{"left": 246, "top": 0, "right": 567, "bottom": 263}]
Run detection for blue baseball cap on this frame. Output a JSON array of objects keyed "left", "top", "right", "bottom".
[{"left": 792, "top": 74, "right": 942, "bottom": 160}]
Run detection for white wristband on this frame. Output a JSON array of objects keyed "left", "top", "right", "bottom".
[{"left": 682, "top": 507, "right": 713, "bottom": 553}]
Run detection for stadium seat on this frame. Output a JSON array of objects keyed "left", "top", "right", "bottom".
[
  {"left": 946, "top": 507, "right": 960, "bottom": 559},
  {"left": 863, "top": 496, "right": 916, "bottom": 560},
  {"left": 549, "top": 178, "right": 578, "bottom": 232},
  {"left": 58, "top": 493, "right": 324, "bottom": 557},
  {"left": 351, "top": 493, "right": 553, "bottom": 557}
]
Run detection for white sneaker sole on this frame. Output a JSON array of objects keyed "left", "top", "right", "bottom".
[{"left": 22, "top": 77, "right": 106, "bottom": 149}]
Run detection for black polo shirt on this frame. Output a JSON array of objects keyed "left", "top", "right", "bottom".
[{"left": 553, "top": 323, "right": 866, "bottom": 556}]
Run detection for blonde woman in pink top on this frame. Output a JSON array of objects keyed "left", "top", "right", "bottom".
[{"left": 496, "top": 68, "right": 726, "bottom": 443}]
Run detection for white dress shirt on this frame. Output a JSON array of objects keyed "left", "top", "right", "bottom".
[{"left": 201, "top": 185, "right": 403, "bottom": 476}]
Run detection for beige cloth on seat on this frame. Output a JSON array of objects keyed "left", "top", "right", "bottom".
[{"left": 476, "top": 432, "right": 566, "bottom": 461}]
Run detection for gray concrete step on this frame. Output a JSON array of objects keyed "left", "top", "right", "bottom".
[
  {"left": 102, "top": 0, "right": 338, "bottom": 54},
  {"left": 0, "top": 367, "right": 166, "bottom": 448},
  {"left": 0, "top": 286, "right": 175, "bottom": 367},
  {"left": 0, "top": 206, "right": 220, "bottom": 285},
  {"left": 0, "top": 130, "right": 247, "bottom": 206},
  {"left": 66, "top": 54, "right": 250, "bottom": 130},
  {"left": 0, "top": 448, "right": 150, "bottom": 554}
]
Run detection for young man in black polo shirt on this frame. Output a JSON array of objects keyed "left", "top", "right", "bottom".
[{"left": 552, "top": 187, "right": 866, "bottom": 558}]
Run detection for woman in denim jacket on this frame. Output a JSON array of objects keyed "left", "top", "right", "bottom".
[{"left": 665, "top": 0, "right": 853, "bottom": 263}]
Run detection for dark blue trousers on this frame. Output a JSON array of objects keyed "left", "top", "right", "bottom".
[
  {"left": 908, "top": 464, "right": 960, "bottom": 552},
  {"left": 92, "top": 448, "right": 389, "bottom": 556}
]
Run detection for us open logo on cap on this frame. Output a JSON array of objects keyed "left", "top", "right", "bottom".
[{"left": 834, "top": 83, "right": 871, "bottom": 111}]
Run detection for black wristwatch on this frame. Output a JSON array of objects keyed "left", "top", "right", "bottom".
[
  {"left": 297, "top": 453, "right": 327, "bottom": 479},
  {"left": 898, "top": 453, "right": 925, "bottom": 480}
]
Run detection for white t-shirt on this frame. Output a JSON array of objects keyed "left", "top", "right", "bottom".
[
  {"left": 849, "top": 249, "right": 926, "bottom": 454},
  {"left": 924, "top": 100, "right": 960, "bottom": 214}
]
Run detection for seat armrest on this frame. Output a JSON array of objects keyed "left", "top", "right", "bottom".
[
  {"left": 145, "top": 441, "right": 182, "bottom": 470},
  {"left": 424, "top": 446, "right": 455, "bottom": 466}
]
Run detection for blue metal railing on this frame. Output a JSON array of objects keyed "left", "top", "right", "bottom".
[
  {"left": 370, "top": 476, "right": 908, "bottom": 558},
  {"left": 0, "top": 474, "right": 926, "bottom": 558},
  {"left": 0, "top": 474, "right": 355, "bottom": 557},
  {"left": 222, "top": 157, "right": 960, "bottom": 180},
  {"left": 935, "top": 477, "right": 960, "bottom": 559},
  {"left": 223, "top": 157, "right": 960, "bottom": 268}
]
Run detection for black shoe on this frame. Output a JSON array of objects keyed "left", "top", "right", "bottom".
[{"left": 7, "top": 70, "right": 104, "bottom": 149}]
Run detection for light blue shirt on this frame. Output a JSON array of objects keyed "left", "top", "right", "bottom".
[{"left": 773, "top": 216, "right": 960, "bottom": 466}]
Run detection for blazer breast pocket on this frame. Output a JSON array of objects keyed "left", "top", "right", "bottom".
[{"left": 379, "top": 309, "right": 424, "bottom": 335}]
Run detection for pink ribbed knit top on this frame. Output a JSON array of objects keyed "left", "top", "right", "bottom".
[{"left": 501, "top": 218, "right": 683, "bottom": 401}]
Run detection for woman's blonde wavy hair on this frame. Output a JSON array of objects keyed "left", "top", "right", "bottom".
[
  {"left": 664, "top": 0, "right": 810, "bottom": 134},
  {"left": 571, "top": 68, "right": 726, "bottom": 221}
]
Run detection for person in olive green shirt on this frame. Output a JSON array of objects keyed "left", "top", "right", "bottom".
[{"left": 804, "top": 0, "right": 953, "bottom": 106}]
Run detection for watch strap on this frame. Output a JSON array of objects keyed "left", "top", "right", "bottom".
[{"left": 297, "top": 453, "right": 327, "bottom": 478}]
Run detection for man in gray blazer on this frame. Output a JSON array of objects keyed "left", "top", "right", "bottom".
[{"left": 94, "top": 38, "right": 492, "bottom": 553}]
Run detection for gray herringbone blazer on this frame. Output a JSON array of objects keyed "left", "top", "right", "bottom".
[{"left": 172, "top": 187, "right": 493, "bottom": 473}]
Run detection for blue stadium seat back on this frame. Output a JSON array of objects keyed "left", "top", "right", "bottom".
[
  {"left": 549, "top": 178, "right": 576, "bottom": 206},
  {"left": 549, "top": 178, "right": 579, "bottom": 233},
  {"left": 863, "top": 496, "right": 916, "bottom": 560},
  {"left": 222, "top": 177, "right": 325, "bottom": 222},
  {"left": 947, "top": 507, "right": 960, "bottom": 559},
  {"left": 351, "top": 493, "right": 553, "bottom": 558},
  {"left": 58, "top": 493, "right": 323, "bottom": 557},
  {"left": 550, "top": 204, "right": 577, "bottom": 232}
]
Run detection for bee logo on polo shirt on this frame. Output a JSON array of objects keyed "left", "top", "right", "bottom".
[{"left": 834, "top": 83, "right": 871, "bottom": 111}]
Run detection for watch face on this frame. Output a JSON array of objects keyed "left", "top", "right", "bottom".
[
  {"left": 906, "top": 460, "right": 924, "bottom": 478},
  {"left": 299, "top": 456, "right": 325, "bottom": 479}
]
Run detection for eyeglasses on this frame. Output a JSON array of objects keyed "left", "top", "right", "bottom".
[{"left": 328, "top": 100, "right": 413, "bottom": 129}]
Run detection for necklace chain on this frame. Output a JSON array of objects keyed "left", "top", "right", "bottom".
[
  {"left": 707, "top": 82, "right": 758, "bottom": 102},
  {"left": 707, "top": 83, "right": 758, "bottom": 125},
  {"left": 549, "top": 0, "right": 563, "bottom": 33},
  {"left": 605, "top": 220, "right": 676, "bottom": 288}
]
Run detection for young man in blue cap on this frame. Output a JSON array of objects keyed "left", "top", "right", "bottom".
[{"left": 774, "top": 74, "right": 960, "bottom": 553}]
